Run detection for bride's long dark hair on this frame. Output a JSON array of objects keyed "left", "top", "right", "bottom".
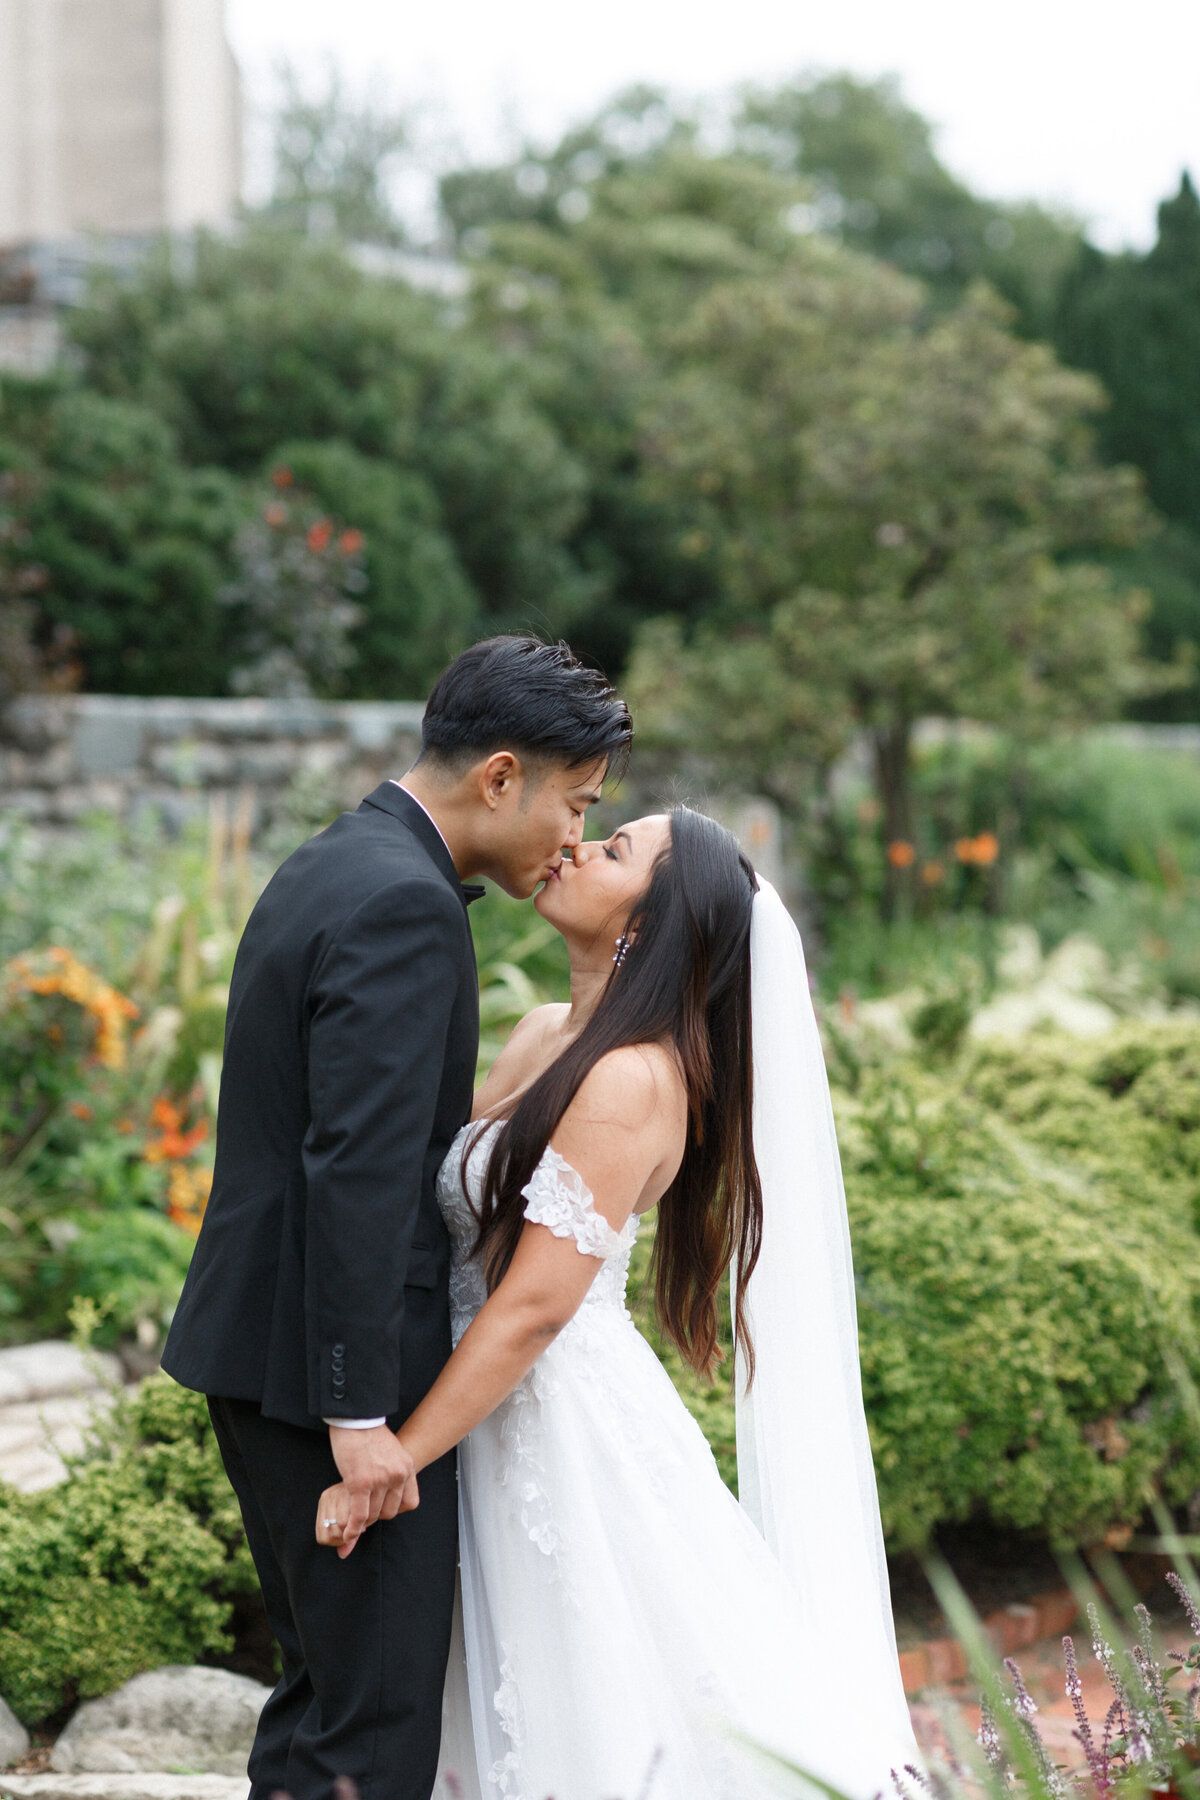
[{"left": 471, "top": 806, "right": 762, "bottom": 1380}]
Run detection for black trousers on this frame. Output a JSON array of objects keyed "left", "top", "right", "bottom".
[{"left": 208, "top": 1396, "right": 457, "bottom": 1800}]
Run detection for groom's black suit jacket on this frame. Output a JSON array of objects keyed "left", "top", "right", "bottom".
[{"left": 163, "top": 782, "right": 481, "bottom": 1430}]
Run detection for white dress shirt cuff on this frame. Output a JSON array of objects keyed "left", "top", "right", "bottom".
[{"left": 324, "top": 1416, "right": 388, "bottom": 1430}]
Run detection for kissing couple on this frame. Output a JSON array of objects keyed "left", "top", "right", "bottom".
[{"left": 164, "top": 637, "right": 917, "bottom": 1800}]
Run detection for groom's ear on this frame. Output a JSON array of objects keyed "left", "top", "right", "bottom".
[{"left": 476, "top": 750, "right": 522, "bottom": 811}]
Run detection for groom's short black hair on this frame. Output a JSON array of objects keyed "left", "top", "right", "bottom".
[{"left": 419, "top": 636, "right": 632, "bottom": 778}]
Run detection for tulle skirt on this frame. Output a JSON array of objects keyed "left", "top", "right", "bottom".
[{"left": 435, "top": 1302, "right": 911, "bottom": 1800}]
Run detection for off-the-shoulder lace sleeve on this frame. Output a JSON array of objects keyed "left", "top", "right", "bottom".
[{"left": 520, "top": 1147, "right": 628, "bottom": 1260}]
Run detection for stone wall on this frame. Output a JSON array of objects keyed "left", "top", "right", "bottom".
[
  {"left": 0, "top": 691, "right": 789, "bottom": 891},
  {"left": 0, "top": 693, "right": 425, "bottom": 837}
]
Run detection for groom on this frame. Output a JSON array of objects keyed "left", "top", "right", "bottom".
[{"left": 162, "top": 637, "right": 632, "bottom": 1800}]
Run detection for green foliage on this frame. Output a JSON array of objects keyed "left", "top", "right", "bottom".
[
  {"left": 57, "top": 230, "right": 604, "bottom": 690},
  {"left": 1, "top": 72, "right": 1185, "bottom": 713},
  {"left": 69, "top": 232, "right": 436, "bottom": 474},
  {"left": 1053, "top": 174, "right": 1200, "bottom": 719},
  {"left": 469, "top": 886, "right": 570, "bottom": 1072},
  {"left": 0, "top": 1376, "right": 255, "bottom": 1725},
  {"left": 806, "top": 731, "right": 1200, "bottom": 997},
  {"left": 270, "top": 439, "right": 477, "bottom": 696},
  {"left": 220, "top": 475, "right": 368, "bottom": 698},
  {"left": 734, "top": 73, "right": 1083, "bottom": 334},
  {"left": 0, "top": 814, "right": 264, "bottom": 1345},
  {"left": 846, "top": 1026, "right": 1200, "bottom": 1550},
  {"left": 627, "top": 273, "right": 1161, "bottom": 917},
  {"left": 1056, "top": 175, "right": 1200, "bottom": 536},
  {"left": 0, "top": 378, "right": 241, "bottom": 695}
]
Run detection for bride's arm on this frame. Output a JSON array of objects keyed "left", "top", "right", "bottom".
[{"left": 317, "top": 1045, "right": 685, "bottom": 1556}]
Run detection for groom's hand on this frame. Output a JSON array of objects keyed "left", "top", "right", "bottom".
[{"left": 327, "top": 1425, "right": 418, "bottom": 1556}]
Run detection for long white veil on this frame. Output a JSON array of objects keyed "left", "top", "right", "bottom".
[{"left": 736, "top": 879, "right": 917, "bottom": 1763}]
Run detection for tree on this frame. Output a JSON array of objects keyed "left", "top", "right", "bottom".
[
  {"left": 733, "top": 73, "right": 1082, "bottom": 337},
  {"left": 441, "top": 95, "right": 823, "bottom": 670},
  {"left": 0, "top": 380, "right": 241, "bottom": 696},
  {"left": 68, "top": 232, "right": 595, "bottom": 685},
  {"left": 628, "top": 266, "right": 1163, "bottom": 916},
  {"left": 1053, "top": 173, "right": 1200, "bottom": 717},
  {"left": 262, "top": 63, "right": 410, "bottom": 246},
  {"left": 1056, "top": 176, "right": 1200, "bottom": 530}
]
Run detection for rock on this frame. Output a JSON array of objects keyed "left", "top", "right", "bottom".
[
  {"left": 0, "top": 1691, "right": 30, "bottom": 1766},
  {"left": 0, "top": 1344, "right": 121, "bottom": 1409},
  {"left": 0, "top": 1776, "right": 246, "bottom": 1800},
  {"left": 50, "top": 1667, "right": 270, "bottom": 1778},
  {"left": 0, "top": 1391, "right": 119, "bottom": 1495}
]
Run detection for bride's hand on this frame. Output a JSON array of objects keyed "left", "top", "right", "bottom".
[
  {"left": 315, "top": 1481, "right": 353, "bottom": 1554},
  {"left": 315, "top": 1470, "right": 421, "bottom": 1557}
]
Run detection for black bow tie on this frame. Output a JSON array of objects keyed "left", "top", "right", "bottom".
[{"left": 461, "top": 884, "right": 486, "bottom": 906}]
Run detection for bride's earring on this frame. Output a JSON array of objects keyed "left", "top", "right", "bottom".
[{"left": 612, "top": 934, "right": 631, "bottom": 968}]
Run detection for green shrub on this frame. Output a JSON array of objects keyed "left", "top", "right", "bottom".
[
  {"left": 846, "top": 1022, "right": 1200, "bottom": 1550},
  {"left": 0, "top": 1376, "right": 255, "bottom": 1724}
]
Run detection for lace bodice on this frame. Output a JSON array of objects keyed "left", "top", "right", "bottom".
[{"left": 435, "top": 1119, "right": 639, "bottom": 1342}]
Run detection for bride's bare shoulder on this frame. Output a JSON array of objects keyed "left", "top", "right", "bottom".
[
  {"left": 507, "top": 1003, "right": 571, "bottom": 1056},
  {"left": 570, "top": 1041, "right": 687, "bottom": 1135}
]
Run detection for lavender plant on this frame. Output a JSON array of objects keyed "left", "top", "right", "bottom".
[
  {"left": 921, "top": 1559, "right": 1200, "bottom": 1800},
  {"left": 755, "top": 1557, "right": 1200, "bottom": 1800}
]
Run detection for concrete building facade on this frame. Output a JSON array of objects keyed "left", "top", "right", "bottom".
[{"left": 0, "top": 0, "right": 241, "bottom": 243}]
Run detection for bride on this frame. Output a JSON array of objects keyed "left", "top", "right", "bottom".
[{"left": 317, "top": 807, "right": 918, "bottom": 1799}]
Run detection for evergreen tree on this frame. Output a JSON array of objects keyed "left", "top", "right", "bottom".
[{"left": 1054, "top": 173, "right": 1200, "bottom": 717}]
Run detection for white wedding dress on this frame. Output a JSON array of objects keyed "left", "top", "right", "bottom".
[{"left": 433, "top": 1118, "right": 914, "bottom": 1800}]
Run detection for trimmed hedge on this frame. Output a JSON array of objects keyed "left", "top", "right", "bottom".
[{"left": 0, "top": 1377, "right": 256, "bottom": 1724}]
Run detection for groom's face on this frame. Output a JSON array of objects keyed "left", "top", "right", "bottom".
[{"left": 483, "top": 755, "right": 608, "bottom": 899}]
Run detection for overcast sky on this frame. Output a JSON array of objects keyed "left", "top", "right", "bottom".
[{"left": 226, "top": 0, "right": 1199, "bottom": 251}]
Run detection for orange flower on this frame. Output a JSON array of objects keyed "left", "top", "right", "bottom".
[
  {"left": 264, "top": 502, "right": 288, "bottom": 528},
  {"left": 145, "top": 1120, "right": 208, "bottom": 1164},
  {"left": 151, "top": 1095, "right": 183, "bottom": 1132},
  {"left": 306, "top": 519, "right": 333, "bottom": 554},
  {"left": 68, "top": 1101, "right": 93, "bottom": 1121},
  {"left": 116, "top": 1118, "right": 135, "bottom": 1135},
  {"left": 955, "top": 833, "right": 1000, "bottom": 866},
  {"left": 272, "top": 466, "right": 294, "bottom": 490},
  {"left": 886, "top": 840, "right": 916, "bottom": 869},
  {"left": 920, "top": 861, "right": 945, "bottom": 886},
  {"left": 8, "top": 948, "right": 139, "bottom": 1068},
  {"left": 168, "top": 1163, "right": 213, "bottom": 1236},
  {"left": 338, "top": 528, "right": 364, "bottom": 556}
]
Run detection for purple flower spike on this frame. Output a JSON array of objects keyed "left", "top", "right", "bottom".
[
  {"left": 1064, "top": 1636, "right": 1110, "bottom": 1793},
  {"left": 1168, "top": 1570, "right": 1200, "bottom": 1641},
  {"left": 1004, "top": 1656, "right": 1039, "bottom": 1721},
  {"left": 977, "top": 1697, "right": 1005, "bottom": 1772}
]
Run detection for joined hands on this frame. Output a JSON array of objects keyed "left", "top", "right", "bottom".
[{"left": 316, "top": 1426, "right": 420, "bottom": 1558}]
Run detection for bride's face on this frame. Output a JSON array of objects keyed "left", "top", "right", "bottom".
[{"left": 534, "top": 813, "right": 671, "bottom": 950}]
